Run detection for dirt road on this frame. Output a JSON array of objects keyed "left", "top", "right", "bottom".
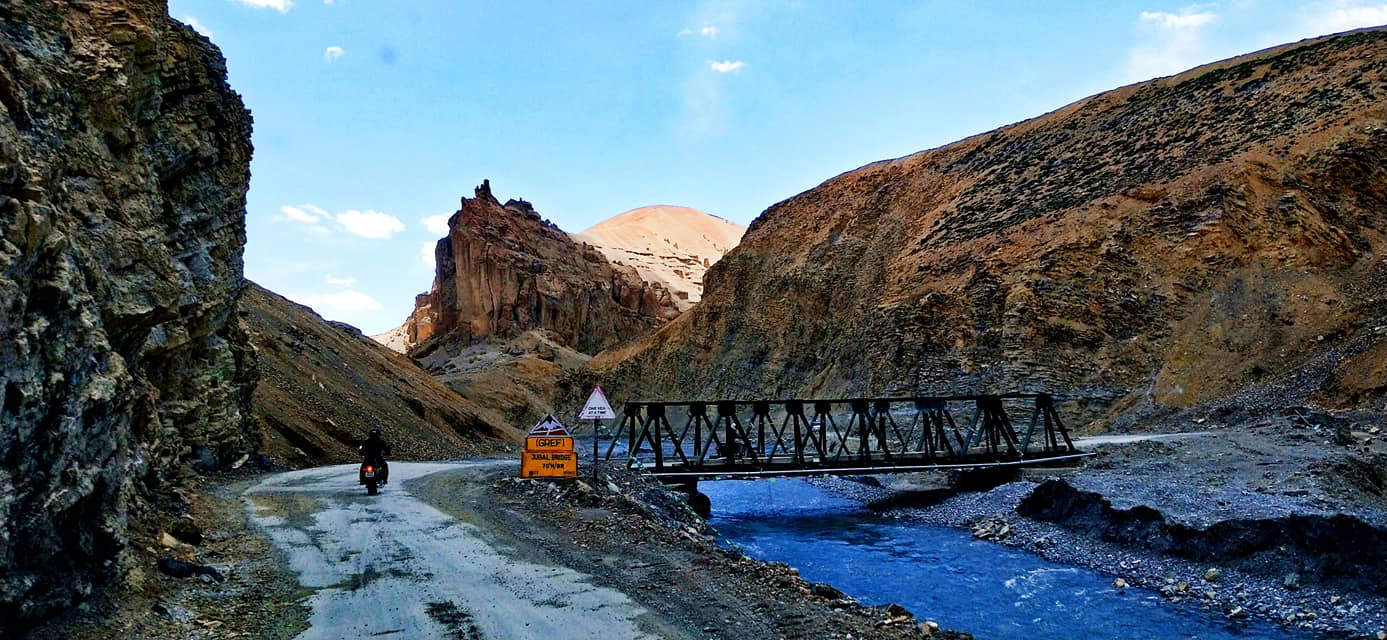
[{"left": 245, "top": 462, "right": 656, "bottom": 640}]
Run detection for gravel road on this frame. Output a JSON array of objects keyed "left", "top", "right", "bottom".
[{"left": 245, "top": 462, "right": 657, "bottom": 640}]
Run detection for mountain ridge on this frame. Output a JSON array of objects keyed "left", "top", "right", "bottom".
[{"left": 588, "top": 27, "right": 1387, "bottom": 426}]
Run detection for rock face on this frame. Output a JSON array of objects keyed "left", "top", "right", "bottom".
[
  {"left": 1019, "top": 478, "right": 1387, "bottom": 594},
  {"left": 591, "top": 29, "right": 1387, "bottom": 422},
  {"left": 407, "top": 181, "right": 679, "bottom": 357},
  {"left": 571, "top": 205, "right": 745, "bottom": 310},
  {"left": 243, "top": 284, "right": 516, "bottom": 467},
  {"left": 0, "top": 1, "right": 254, "bottom": 632}
]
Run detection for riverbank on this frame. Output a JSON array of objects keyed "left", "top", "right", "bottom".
[{"left": 809, "top": 416, "right": 1387, "bottom": 638}]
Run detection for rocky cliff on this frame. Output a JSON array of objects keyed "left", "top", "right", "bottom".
[
  {"left": 407, "top": 181, "right": 679, "bottom": 356},
  {"left": 591, "top": 29, "right": 1387, "bottom": 424},
  {"left": 0, "top": 0, "right": 255, "bottom": 631},
  {"left": 243, "top": 283, "right": 516, "bottom": 466},
  {"left": 571, "top": 205, "right": 745, "bottom": 310}
]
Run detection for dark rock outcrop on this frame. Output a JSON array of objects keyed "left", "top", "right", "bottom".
[
  {"left": 242, "top": 283, "right": 517, "bottom": 466},
  {"left": 591, "top": 29, "right": 1387, "bottom": 422},
  {"left": 1019, "top": 479, "right": 1387, "bottom": 593},
  {"left": 0, "top": 1, "right": 254, "bottom": 631},
  {"left": 408, "top": 180, "right": 679, "bottom": 356}
]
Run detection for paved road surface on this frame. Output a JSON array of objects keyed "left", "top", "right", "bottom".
[{"left": 246, "top": 462, "right": 655, "bottom": 640}]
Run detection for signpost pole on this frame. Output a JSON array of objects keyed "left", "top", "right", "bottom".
[{"left": 578, "top": 386, "right": 616, "bottom": 487}]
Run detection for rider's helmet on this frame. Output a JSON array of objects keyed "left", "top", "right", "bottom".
[{"left": 369, "top": 427, "right": 383, "bottom": 438}]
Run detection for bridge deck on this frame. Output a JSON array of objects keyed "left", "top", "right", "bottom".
[
  {"left": 640, "top": 451, "right": 1093, "bottom": 480},
  {"left": 600, "top": 394, "right": 1085, "bottom": 480}
]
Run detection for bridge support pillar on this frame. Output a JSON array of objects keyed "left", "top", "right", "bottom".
[
  {"left": 953, "top": 467, "right": 1021, "bottom": 491},
  {"left": 665, "top": 479, "right": 711, "bottom": 519}
]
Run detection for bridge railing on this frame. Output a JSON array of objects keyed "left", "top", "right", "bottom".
[{"left": 602, "top": 394, "right": 1077, "bottom": 475}]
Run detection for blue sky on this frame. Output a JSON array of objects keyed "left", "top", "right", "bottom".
[{"left": 168, "top": 0, "right": 1387, "bottom": 335}]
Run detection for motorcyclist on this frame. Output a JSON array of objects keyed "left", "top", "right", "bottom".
[{"left": 359, "top": 427, "right": 392, "bottom": 484}]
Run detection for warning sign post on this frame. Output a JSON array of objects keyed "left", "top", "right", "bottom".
[
  {"left": 520, "top": 415, "right": 577, "bottom": 478},
  {"left": 579, "top": 387, "right": 616, "bottom": 484}
]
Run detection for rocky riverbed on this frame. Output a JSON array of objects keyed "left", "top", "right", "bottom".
[{"left": 809, "top": 418, "right": 1387, "bottom": 638}]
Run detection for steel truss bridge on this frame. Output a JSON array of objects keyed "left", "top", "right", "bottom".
[{"left": 601, "top": 393, "right": 1088, "bottom": 481}]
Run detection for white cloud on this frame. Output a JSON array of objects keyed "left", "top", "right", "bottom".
[
  {"left": 420, "top": 242, "right": 438, "bottom": 271},
  {"left": 233, "top": 0, "right": 293, "bottom": 12},
  {"left": 1123, "top": 6, "right": 1218, "bottom": 82},
  {"left": 288, "top": 290, "right": 383, "bottom": 315},
  {"left": 679, "top": 23, "right": 719, "bottom": 38},
  {"left": 1299, "top": 1, "right": 1387, "bottom": 36},
  {"left": 1139, "top": 9, "right": 1216, "bottom": 29},
  {"left": 336, "top": 209, "right": 405, "bottom": 239},
  {"left": 275, "top": 203, "right": 404, "bottom": 239},
  {"left": 708, "top": 60, "right": 746, "bottom": 73},
  {"left": 279, "top": 204, "right": 324, "bottom": 224},
  {"left": 324, "top": 46, "right": 345, "bottom": 63},
  {"left": 325, "top": 274, "right": 356, "bottom": 287},
  {"left": 180, "top": 15, "right": 214, "bottom": 38},
  {"left": 274, "top": 204, "right": 329, "bottom": 234},
  {"left": 421, "top": 214, "right": 451, "bottom": 236}
]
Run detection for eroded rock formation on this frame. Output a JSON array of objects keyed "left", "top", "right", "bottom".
[
  {"left": 591, "top": 29, "right": 1387, "bottom": 423},
  {"left": 407, "top": 181, "right": 680, "bottom": 357},
  {"left": 0, "top": 1, "right": 254, "bottom": 631}
]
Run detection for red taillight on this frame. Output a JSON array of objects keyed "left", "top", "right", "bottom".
[{"left": 364, "top": 466, "right": 374, "bottom": 473}]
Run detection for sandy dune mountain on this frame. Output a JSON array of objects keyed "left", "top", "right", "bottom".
[{"left": 571, "top": 205, "right": 746, "bottom": 309}]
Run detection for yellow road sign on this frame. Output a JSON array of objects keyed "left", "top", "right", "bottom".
[
  {"left": 526, "top": 436, "right": 574, "bottom": 451},
  {"left": 521, "top": 451, "right": 577, "bottom": 478}
]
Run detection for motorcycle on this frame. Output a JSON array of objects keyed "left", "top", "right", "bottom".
[{"left": 359, "top": 459, "right": 388, "bottom": 495}]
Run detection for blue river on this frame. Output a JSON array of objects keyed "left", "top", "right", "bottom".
[{"left": 702, "top": 478, "right": 1312, "bottom": 640}]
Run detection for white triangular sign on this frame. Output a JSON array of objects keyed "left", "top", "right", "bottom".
[
  {"left": 527, "top": 414, "right": 570, "bottom": 437},
  {"left": 578, "top": 386, "right": 616, "bottom": 420}
]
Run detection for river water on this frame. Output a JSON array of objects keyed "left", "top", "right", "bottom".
[{"left": 702, "top": 478, "right": 1312, "bottom": 640}]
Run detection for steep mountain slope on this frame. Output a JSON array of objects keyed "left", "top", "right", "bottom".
[
  {"left": 242, "top": 284, "right": 517, "bottom": 467},
  {"left": 571, "top": 205, "right": 745, "bottom": 309},
  {"left": 591, "top": 28, "right": 1387, "bottom": 425},
  {"left": 0, "top": 1, "right": 255, "bottom": 631}
]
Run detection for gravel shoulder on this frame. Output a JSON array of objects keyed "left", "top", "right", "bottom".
[{"left": 22, "top": 473, "right": 311, "bottom": 640}]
